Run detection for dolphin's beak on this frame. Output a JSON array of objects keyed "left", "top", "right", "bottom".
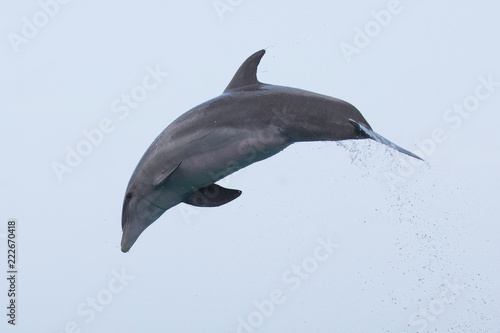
[
  {"left": 121, "top": 218, "right": 148, "bottom": 253},
  {"left": 121, "top": 196, "right": 168, "bottom": 252},
  {"left": 121, "top": 223, "right": 134, "bottom": 253},
  {"left": 349, "top": 119, "right": 424, "bottom": 161},
  {"left": 121, "top": 203, "right": 141, "bottom": 253}
]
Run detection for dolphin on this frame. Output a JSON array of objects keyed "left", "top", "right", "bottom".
[{"left": 120, "top": 49, "right": 421, "bottom": 252}]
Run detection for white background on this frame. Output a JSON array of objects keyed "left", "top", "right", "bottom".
[{"left": 1, "top": 0, "right": 499, "bottom": 332}]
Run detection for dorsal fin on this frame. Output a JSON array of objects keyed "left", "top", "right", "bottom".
[{"left": 224, "top": 49, "right": 266, "bottom": 93}]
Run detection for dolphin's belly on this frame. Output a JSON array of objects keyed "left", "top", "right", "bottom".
[{"left": 175, "top": 126, "right": 290, "bottom": 188}]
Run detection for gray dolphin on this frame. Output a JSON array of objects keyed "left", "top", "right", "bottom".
[{"left": 121, "top": 49, "right": 421, "bottom": 252}]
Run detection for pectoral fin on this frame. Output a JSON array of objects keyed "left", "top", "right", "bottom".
[
  {"left": 154, "top": 161, "right": 182, "bottom": 188},
  {"left": 183, "top": 184, "right": 242, "bottom": 207}
]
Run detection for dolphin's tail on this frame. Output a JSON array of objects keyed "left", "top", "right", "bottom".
[{"left": 349, "top": 119, "right": 423, "bottom": 161}]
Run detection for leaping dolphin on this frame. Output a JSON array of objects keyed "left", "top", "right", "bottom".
[{"left": 120, "top": 49, "right": 421, "bottom": 252}]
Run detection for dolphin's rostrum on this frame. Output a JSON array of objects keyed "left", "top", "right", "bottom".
[{"left": 121, "top": 49, "right": 421, "bottom": 252}]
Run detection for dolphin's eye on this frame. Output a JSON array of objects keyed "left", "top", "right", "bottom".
[{"left": 125, "top": 192, "right": 133, "bottom": 199}]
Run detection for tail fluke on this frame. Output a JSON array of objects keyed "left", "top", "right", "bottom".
[{"left": 349, "top": 119, "right": 423, "bottom": 161}]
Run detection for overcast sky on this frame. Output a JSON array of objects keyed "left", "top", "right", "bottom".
[{"left": 1, "top": 0, "right": 499, "bottom": 332}]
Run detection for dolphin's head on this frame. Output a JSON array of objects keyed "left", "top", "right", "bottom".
[
  {"left": 120, "top": 180, "right": 168, "bottom": 252},
  {"left": 120, "top": 159, "right": 186, "bottom": 253},
  {"left": 120, "top": 134, "right": 185, "bottom": 252}
]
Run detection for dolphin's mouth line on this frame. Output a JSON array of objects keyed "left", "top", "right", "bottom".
[{"left": 144, "top": 198, "right": 169, "bottom": 212}]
